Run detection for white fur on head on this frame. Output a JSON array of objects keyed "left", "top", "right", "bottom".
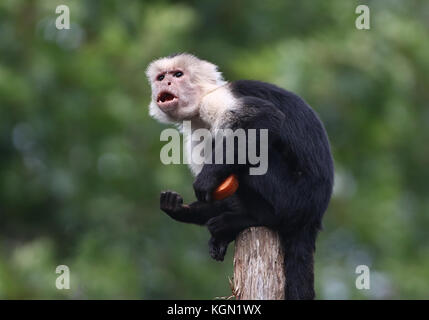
[
  {"left": 146, "top": 53, "right": 226, "bottom": 89},
  {"left": 146, "top": 53, "right": 227, "bottom": 124}
]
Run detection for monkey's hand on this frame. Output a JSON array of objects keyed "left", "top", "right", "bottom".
[{"left": 160, "top": 191, "right": 189, "bottom": 221}]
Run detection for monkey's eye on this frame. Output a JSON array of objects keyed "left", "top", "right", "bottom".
[
  {"left": 157, "top": 74, "right": 165, "bottom": 81},
  {"left": 174, "top": 71, "right": 183, "bottom": 78}
]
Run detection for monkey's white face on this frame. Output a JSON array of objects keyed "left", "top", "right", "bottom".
[
  {"left": 146, "top": 53, "right": 226, "bottom": 123},
  {"left": 150, "top": 67, "right": 201, "bottom": 121}
]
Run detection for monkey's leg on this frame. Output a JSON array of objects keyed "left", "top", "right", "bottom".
[
  {"left": 206, "top": 213, "right": 260, "bottom": 261},
  {"left": 207, "top": 213, "right": 259, "bottom": 242}
]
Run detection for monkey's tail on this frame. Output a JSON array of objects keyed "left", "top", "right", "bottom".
[{"left": 278, "top": 224, "right": 318, "bottom": 300}]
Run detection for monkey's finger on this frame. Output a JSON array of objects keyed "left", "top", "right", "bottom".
[
  {"left": 216, "top": 243, "right": 227, "bottom": 262},
  {"left": 166, "top": 191, "right": 174, "bottom": 205},
  {"left": 160, "top": 192, "right": 167, "bottom": 205},
  {"left": 175, "top": 194, "right": 183, "bottom": 207}
]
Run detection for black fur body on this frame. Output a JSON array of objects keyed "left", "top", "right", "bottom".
[{"left": 160, "top": 80, "right": 334, "bottom": 300}]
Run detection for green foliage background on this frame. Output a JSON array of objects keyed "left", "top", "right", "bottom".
[{"left": 0, "top": 0, "right": 428, "bottom": 299}]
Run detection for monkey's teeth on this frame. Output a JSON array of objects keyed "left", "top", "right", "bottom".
[{"left": 157, "top": 92, "right": 177, "bottom": 108}]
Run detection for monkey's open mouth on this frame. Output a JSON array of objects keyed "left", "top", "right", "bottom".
[
  {"left": 157, "top": 91, "right": 177, "bottom": 103},
  {"left": 156, "top": 91, "right": 179, "bottom": 111}
]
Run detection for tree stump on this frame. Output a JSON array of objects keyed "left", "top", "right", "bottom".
[{"left": 233, "top": 227, "right": 285, "bottom": 300}]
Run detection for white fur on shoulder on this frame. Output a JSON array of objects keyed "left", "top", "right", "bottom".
[{"left": 199, "top": 84, "right": 238, "bottom": 129}]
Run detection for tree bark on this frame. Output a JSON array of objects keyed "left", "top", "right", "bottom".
[{"left": 233, "top": 227, "right": 285, "bottom": 300}]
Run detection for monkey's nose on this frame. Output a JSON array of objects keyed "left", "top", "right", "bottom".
[{"left": 168, "top": 82, "right": 171, "bottom": 85}]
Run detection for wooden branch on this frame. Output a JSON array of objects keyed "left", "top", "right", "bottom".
[{"left": 233, "top": 227, "right": 285, "bottom": 300}]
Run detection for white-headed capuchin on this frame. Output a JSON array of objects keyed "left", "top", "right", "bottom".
[{"left": 146, "top": 53, "right": 334, "bottom": 300}]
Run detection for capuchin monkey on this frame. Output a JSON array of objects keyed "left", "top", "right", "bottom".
[{"left": 146, "top": 53, "right": 334, "bottom": 300}]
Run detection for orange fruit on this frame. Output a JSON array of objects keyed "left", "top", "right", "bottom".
[{"left": 213, "top": 174, "right": 239, "bottom": 200}]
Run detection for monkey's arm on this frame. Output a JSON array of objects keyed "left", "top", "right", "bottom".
[
  {"left": 160, "top": 191, "right": 243, "bottom": 225},
  {"left": 193, "top": 97, "right": 285, "bottom": 202}
]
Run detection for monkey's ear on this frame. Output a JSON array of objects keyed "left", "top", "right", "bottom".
[{"left": 145, "top": 61, "right": 158, "bottom": 82}]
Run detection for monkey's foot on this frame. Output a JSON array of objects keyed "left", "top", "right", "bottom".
[{"left": 208, "top": 237, "right": 228, "bottom": 262}]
